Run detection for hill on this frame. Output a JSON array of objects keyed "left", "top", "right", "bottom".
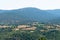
[
  {"left": 46, "top": 9, "right": 60, "bottom": 24},
  {"left": 0, "top": 7, "right": 59, "bottom": 25}
]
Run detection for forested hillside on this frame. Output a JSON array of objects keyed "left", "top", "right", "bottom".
[{"left": 0, "top": 7, "right": 59, "bottom": 25}]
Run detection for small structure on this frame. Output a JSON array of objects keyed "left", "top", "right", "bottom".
[
  {"left": 0, "top": 25, "right": 9, "bottom": 28},
  {"left": 17, "top": 25, "right": 31, "bottom": 28}
]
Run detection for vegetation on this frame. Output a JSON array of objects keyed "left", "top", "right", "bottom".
[
  {"left": 0, "top": 28, "right": 47, "bottom": 40},
  {"left": 0, "top": 22, "right": 59, "bottom": 40}
]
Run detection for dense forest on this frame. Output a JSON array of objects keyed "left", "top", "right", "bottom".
[{"left": 0, "top": 23, "right": 60, "bottom": 40}]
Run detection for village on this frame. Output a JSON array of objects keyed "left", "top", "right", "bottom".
[{"left": 0, "top": 22, "right": 60, "bottom": 32}]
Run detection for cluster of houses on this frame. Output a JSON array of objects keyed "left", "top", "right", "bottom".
[
  {"left": 13, "top": 25, "right": 36, "bottom": 31},
  {"left": 0, "top": 25, "right": 10, "bottom": 28},
  {"left": 0, "top": 22, "right": 60, "bottom": 32}
]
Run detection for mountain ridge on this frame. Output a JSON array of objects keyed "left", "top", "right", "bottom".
[{"left": 0, "top": 7, "right": 60, "bottom": 25}]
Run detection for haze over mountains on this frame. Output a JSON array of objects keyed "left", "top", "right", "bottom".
[
  {"left": 46, "top": 10, "right": 60, "bottom": 24},
  {"left": 0, "top": 7, "right": 60, "bottom": 25}
]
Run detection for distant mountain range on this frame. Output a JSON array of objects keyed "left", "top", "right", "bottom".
[
  {"left": 46, "top": 10, "right": 60, "bottom": 24},
  {"left": 0, "top": 7, "right": 60, "bottom": 25}
]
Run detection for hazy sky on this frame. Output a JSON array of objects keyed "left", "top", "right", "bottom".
[{"left": 0, "top": 0, "right": 60, "bottom": 10}]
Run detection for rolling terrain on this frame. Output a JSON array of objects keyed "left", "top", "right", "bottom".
[{"left": 0, "top": 7, "right": 60, "bottom": 25}]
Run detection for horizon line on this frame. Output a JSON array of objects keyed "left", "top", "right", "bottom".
[{"left": 0, "top": 7, "right": 60, "bottom": 10}]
